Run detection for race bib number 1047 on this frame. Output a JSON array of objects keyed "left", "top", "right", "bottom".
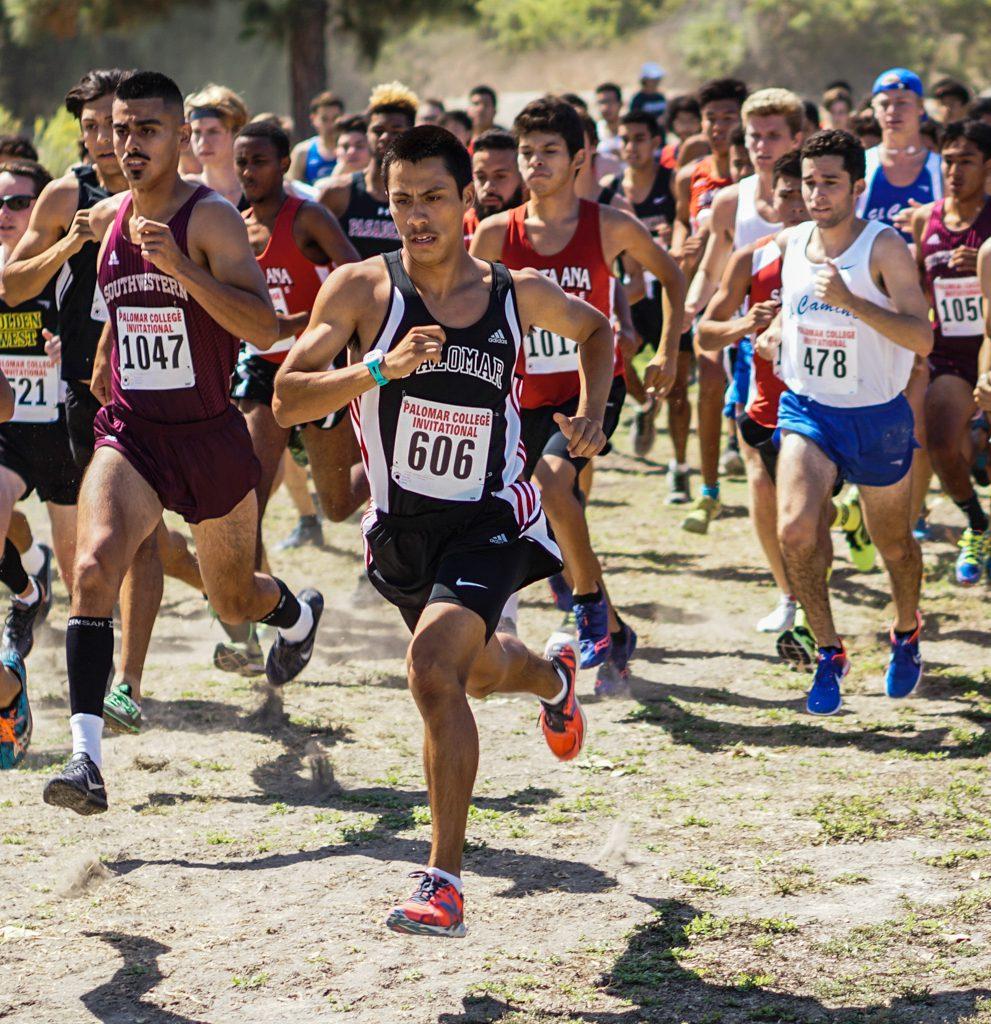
[{"left": 116, "top": 306, "right": 195, "bottom": 390}]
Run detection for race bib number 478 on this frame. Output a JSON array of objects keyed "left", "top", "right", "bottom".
[
  {"left": 116, "top": 306, "right": 195, "bottom": 391},
  {"left": 797, "top": 323, "right": 857, "bottom": 396},
  {"left": 392, "top": 396, "right": 491, "bottom": 502}
]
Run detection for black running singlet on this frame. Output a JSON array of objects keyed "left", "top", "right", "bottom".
[
  {"left": 353, "top": 251, "right": 528, "bottom": 517},
  {"left": 342, "top": 172, "right": 401, "bottom": 259},
  {"left": 630, "top": 166, "right": 675, "bottom": 230},
  {"left": 55, "top": 165, "right": 109, "bottom": 382}
]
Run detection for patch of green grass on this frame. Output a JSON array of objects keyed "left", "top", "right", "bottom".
[
  {"left": 676, "top": 866, "right": 730, "bottom": 895},
  {"left": 766, "top": 863, "right": 818, "bottom": 897},
  {"left": 924, "top": 849, "right": 983, "bottom": 868},
  {"left": 832, "top": 871, "right": 869, "bottom": 885},
  {"left": 683, "top": 913, "right": 730, "bottom": 941},
  {"left": 205, "top": 830, "right": 236, "bottom": 846},
  {"left": 808, "top": 794, "right": 894, "bottom": 842},
  {"left": 681, "top": 814, "right": 713, "bottom": 828},
  {"left": 231, "top": 972, "right": 269, "bottom": 989}
]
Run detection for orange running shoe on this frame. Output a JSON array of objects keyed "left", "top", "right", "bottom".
[
  {"left": 540, "top": 640, "right": 586, "bottom": 761},
  {"left": 386, "top": 871, "right": 466, "bottom": 938}
]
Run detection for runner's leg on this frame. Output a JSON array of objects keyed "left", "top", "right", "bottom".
[
  {"left": 926, "top": 374, "right": 981, "bottom": 505},
  {"left": 859, "top": 475, "right": 922, "bottom": 633},
  {"left": 156, "top": 522, "right": 203, "bottom": 592},
  {"left": 239, "top": 399, "right": 291, "bottom": 568},
  {"left": 302, "top": 420, "right": 369, "bottom": 522},
  {"left": 118, "top": 533, "right": 163, "bottom": 703},
  {"left": 776, "top": 431, "right": 839, "bottom": 647},
  {"left": 44, "top": 502, "right": 77, "bottom": 594},
  {"left": 696, "top": 348, "right": 726, "bottom": 491},
  {"left": 741, "top": 437, "right": 788, "bottom": 593}
]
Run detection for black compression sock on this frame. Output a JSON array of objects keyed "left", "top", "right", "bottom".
[
  {"left": 258, "top": 577, "right": 302, "bottom": 629},
  {"left": 66, "top": 616, "right": 114, "bottom": 717},
  {"left": 894, "top": 628, "right": 917, "bottom": 641},
  {"left": 955, "top": 493, "right": 989, "bottom": 533},
  {"left": 0, "top": 538, "right": 29, "bottom": 596},
  {"left": 573, "top": 585, "right": 602, "bottom": 606}
]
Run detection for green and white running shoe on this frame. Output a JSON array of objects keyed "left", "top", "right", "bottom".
[
  {"left": 104, "top": 682, "right": 141, "bottom": 734},
  {"left": 776, "top": 606, "right": 816, "bottom": 671},
  {"left": 213, "top": 622, "right": 265, "bottom": 677}
]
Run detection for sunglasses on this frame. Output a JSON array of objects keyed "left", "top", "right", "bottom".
[{"left": 0, "top": 194, "right": 34, "bottom": 211}]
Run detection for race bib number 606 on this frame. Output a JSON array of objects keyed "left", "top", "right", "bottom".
[
  {"left": 392, "top": 396, "right": 491, "bottom": 502},
  {"left": 116, "top": 306, "right": 195, "bottom": 390}
]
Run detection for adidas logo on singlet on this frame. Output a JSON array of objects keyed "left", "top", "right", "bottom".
[
  {"left": 489, "top": 533, "right": 509, "bottom": 545},
  {"left": 488, "top": 328, "right": 509, "bottom": 345}
]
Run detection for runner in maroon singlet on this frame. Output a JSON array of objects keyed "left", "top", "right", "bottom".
[
  {"left": 42, "top": 71, "right": 323, "bottom": 818},
  {"left": 910, "top": 120, "right": 991, "bottom": 583}
]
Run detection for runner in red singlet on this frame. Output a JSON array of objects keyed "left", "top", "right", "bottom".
[
  {"left": 472, "top": 96, "right": 685, "bottom": 694},
  {"left": 462, "top": 129, "right": 523, "bottom": 248},
  {"left": 41, "top": 71, "right": 323, "bottom": 818},
  {"left": 673, "top": 78, "right": 747, "bottom": 535}
]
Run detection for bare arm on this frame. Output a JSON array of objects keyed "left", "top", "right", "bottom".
[
  {"left": 274, "top": 260, "right": 449, "bottom": 427},
  {"left": 316, "top": 179, "right": 351, "bottom": 220},
  {"left": 816, "top": 229, "right": 932, "bottom": 356},
  {"left": 146, "top": 197, "right": 277, "bottom": 347},
  {"left": 299, "top": 201, "right": 360, "bottom": 267},
  {"left": 514, "top": 268, "right": 612, "bottom": 455},
  {"left": 1, "top": 177, "right": 91, "bottom": 305},
  {"left": 975, "top": 240, "right": 991, "bottom": 412},
  {"left": 468, "top": 213, "right": 510, "bottom": 262},
  {"left": 687, "top": 185, "right": 737, "bottom": 315},
  {"left": 604, "top": 206, "right": 687, "bottom": 370},
  {"left": 287, "top": 142, "right": 309, "bottom": 184},
  {"left": 697, "top": 245, "right": 779, "bottom": 352},
  {"left": 910, "top": 203, "right": 933, "bottom": 295}
]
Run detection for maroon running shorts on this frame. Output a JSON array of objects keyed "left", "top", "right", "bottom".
[
  {"left": 93, "top": 402, "right": 261, "bottom": 524},
  {"left": 929, "top": 338, "right": 983, "bottom": 388}
]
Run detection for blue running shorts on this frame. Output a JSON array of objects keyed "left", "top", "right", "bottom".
[{"left": 777, "top": 390, "right": 917, "bottom": 487}]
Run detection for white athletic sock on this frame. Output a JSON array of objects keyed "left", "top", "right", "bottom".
[
  {"left": 428, "top": 866, "right": 463, "bottom": 893},
  {"left": 277, "top": 599, "right": 313, "bottom": 643},
  {"left": 70, "top": 713, "right": 104, "bottom": 769},
  {"left": 15, "top": 578, "right": 39, "bottom": 607},
  {"left": 21, "top": 542, "right": 45, "bottom": 577},
  {"left": 669, "top": 459, "right": 689, "bottom": 474},
  {"left": 542, "top": 660, "right": 570, "bottom": 707},
  {"left": 501, "top": 592, "right": 519, "bottom": 627}
]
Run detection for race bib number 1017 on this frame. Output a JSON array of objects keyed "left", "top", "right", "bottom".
[{"left": 116, "top": 306, "right": 195, "bottom": 391}]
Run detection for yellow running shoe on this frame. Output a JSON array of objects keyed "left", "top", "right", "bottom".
[{"left": 681, "top": 494, "right": 721, "bottom": 535}]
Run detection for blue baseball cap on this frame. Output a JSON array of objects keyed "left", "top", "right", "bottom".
[{"left": 872, "top": 68, "right": 923, "bottom": 97}]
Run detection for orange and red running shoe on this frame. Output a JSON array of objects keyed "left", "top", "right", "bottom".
[
  {"left": 386, "top": 871, "right": 466, "bottom": 938},
  {"left": 540, "top": 641, "right": 586, "bottom": 761}
]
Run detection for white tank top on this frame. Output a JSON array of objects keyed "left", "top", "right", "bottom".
[
  {"left": 780, "top": 219, "right": 914, "bottom": 408},
  {"left": 733, "top": 174, "right": 777, "bottom": 250}
]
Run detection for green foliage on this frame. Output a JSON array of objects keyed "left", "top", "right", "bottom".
[
  {"left": 677, "top": 1, "right": 745, "bottom": 80},
  {"left": 32, "top": 109, "right": 80, "bottom": 177},
  {"left": 0, "top": 105, "right": 23, "bottom": 137},
  {"left": 476, "top": 0, "right": 661, "bottom": 50}
]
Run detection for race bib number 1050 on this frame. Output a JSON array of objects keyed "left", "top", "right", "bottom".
[
  {"left": 116, "top": 306, "right": 195, "bottom": 390},
  {"left": 392, "top": 396, "right": 491, "bottom": 502},
  {"left": 933, "top": 277, "right": 983, "bottom": 338}
]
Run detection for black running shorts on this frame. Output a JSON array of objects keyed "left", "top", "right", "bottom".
[
  {"left": 521, "top": 374, "right": 626, "bottom": 482},
  {"left": 232, "top": 352, "right": 347, "bottom": 430},
  {"left": 0, "top": 411, "right": 82, "bottom": 505},
  {"left": 362, "top": 498, "right": 562, "bottom": 640}
]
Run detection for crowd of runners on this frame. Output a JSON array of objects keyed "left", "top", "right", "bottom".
[{"left": 0, "top": 59, "right": 989, "bottom": 938}]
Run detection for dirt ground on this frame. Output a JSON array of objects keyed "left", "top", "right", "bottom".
[{"left": 2, "top": 411, "right": 991, "bottom": 1024}]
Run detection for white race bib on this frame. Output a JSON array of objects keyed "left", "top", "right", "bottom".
[
  {"left": 116, "top": 306, "right": 195, "bottom": 390},
  {"left": 392, "top": 396, "right": 491, "bottom": 502},
  {"left": 797, "top": 323, "right": 857, "bottom": 396},
  {"left": 524, "top": 328, "right": 579, "bottom": 375},
  {"left": 933, "top": 276, "right": 983, "bottom": 338},
  {"left": 0, "top": 355, "right": 59, "bottom": 423}
]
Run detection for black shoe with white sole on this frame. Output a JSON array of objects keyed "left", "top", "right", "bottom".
[
  {"left": 43, "top": 753, "right": 108, "bottom": 815},
  {"left": 265, "top": 589, "right": 324, "bottom": 686}
]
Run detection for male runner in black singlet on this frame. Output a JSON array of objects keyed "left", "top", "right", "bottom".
[
  {"left": 41, "top": 71, "right": 321, "bottom": 816},
  {"left": 275, "top": 125, "right": 614, "bottom": 938}
]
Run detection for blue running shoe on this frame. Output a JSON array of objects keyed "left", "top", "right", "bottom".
[
  {"left": 956, "top": 529, "right": 987, "bottom": 587},
  {"left": 912, "top": 514, "right": 933, "bottom": 542},
  {"left": 573, "top": 590, "right": 611, "bottom": 669},
  {"left": 547, "top": 573, "right": 573, "bottom": 613},
  {"left": 595, "top": 623, "right": 637, "bottom": 697},
  {"left": 886, "top": 611, "right": 922, "bottom": 699},
  {"left": 807, "top": 645, "right": 848, "bottom": 716},
  {"left": 0, "top": 650, "right": 30, "bottom": 769}
]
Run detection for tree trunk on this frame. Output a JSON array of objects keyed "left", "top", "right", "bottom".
[{"left": 287, "top": 0, "right": 328, "bottom": 143}]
